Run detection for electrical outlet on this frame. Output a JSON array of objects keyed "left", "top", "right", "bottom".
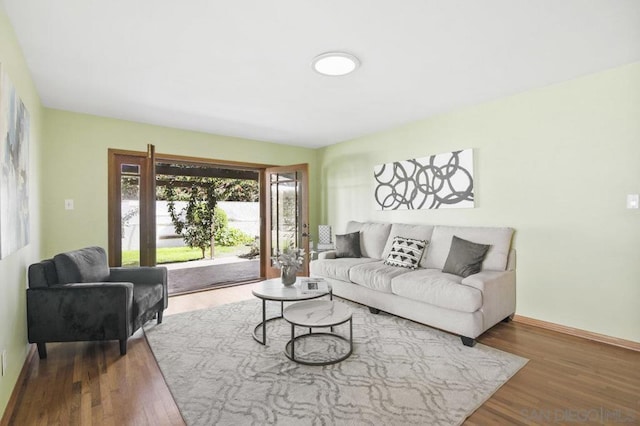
[{"left": 1, "top": 350, "right": 6, "bottom": 377}]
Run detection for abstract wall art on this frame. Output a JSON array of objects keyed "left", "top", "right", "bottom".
[
  {"left": 374, "top": 149, "right": 474, "bottom": 210},
  {"left": 0, "top": 63, "right": 30, "bottom": 259}
]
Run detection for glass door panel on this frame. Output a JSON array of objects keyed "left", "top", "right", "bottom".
[{"left": 121, "top": 165, "right": 141, "bottom": 266}]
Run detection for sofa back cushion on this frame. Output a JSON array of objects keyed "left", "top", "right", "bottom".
[
  {"left": 344, "top": 221, "right": 391, "bottom": 259},
  {"left": 381, "top": 223, "right": 435, "bottom": 267},
  {"left": 424, "top": 226, "right": 514, "bottom": 271},
  {"left": 54, "top": 246, "right": 111, "bottom": 284}
]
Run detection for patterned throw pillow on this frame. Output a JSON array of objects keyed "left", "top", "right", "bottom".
[{"left": 384, "top": 236, "right": 428, "bottom": 269}]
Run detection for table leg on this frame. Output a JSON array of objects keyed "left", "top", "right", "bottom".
[
  {"left": 291, "top": 323, "right": 295, "bottom": 361},
  {"left": 349, "top": 317, "right": 353, "bottom": 352},
  {"left": 262, "top": 299, "right": 266, "bottom": 345}
]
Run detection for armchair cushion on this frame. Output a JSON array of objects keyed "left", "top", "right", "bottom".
[{"left": 54, "top": 246, "right": 110, "bottom": 284}]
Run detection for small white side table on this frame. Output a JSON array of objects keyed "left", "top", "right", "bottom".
[{"left": 283, "top": 300, "right": 353, "bottom": 365}]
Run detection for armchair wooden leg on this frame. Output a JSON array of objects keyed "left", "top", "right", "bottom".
[
  {"left": 157, "top": 310, "right": 163, "bottom": 324},
  {"left": 36, "top": 343, "right": 47, "bottom": 359},
  {"left": 119, "top": 339, "right": 127, "bottom": 356}
]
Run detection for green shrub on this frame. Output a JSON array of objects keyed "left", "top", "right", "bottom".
[{"left": 215, "top": 226, "right": 254, "bottom": 246}]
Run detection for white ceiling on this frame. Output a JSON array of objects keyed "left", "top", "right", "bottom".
[{"left": 3, "top": 0, "right": 640, "bottom": 148}]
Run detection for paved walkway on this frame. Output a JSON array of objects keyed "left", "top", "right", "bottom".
[
  {"left": 166, "top": 257, "right": 260, "bottom": 295},
  {"left": 163, "top": 255, "right": 256, "bottom": 270}
]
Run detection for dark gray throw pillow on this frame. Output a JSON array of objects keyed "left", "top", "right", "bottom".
[
  {"left": 442, "top": 236, "right": 491, "bottom": 278},
  {"left": 335, "top": 231, "right": 362, "bottom": 258}
]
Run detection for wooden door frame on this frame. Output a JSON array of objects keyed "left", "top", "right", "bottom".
[
  {"left": 108, "top": 149, "right": 276, "bottom": 278},
  {"left": 264, "top": 163, "right": 310, "bottom": 278},
  {"left": 107, "top": 147, "right": 156, "bottom": 266}
]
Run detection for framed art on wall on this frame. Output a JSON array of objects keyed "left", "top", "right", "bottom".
[
  {"left": 373, "top": 149, "right": 474, "bottom": 210},
  {"left": 0, "top": 63, "right": 30, "bottom": 258}
]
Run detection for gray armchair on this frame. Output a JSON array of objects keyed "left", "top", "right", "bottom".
[{"left": 27, "top": 246, "right": 168, "bottom": 358}]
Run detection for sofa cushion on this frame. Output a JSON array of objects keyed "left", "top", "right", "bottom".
[
  {"left": 424, "top": 226, "right": 513, "bottom": 271},
  {"left": 349, "top": 261, "right": 413, "bottom": 293},
  {"left": 357, "top": 222, "right": 392, "bottom": 259},
  {"left": 391, "top": 269, "right": 482, "bottom": 313},
  {"left": 54, "top": 247, "right": 111, "bottom": 284},
  {"left": 310, "top": 258, "right": 378, "bottom": 282},
  {"left": 381, "top": 223, "right": 435, "bottom": 267},
  {"left": 442, "top": 236, "right": 490, "bottom": 277},
  {"left": 383, "top": 236, "right": 428, "bottom": 270},
  {"left": 335, "top": 231, "right": 361, "bottom": 258}
]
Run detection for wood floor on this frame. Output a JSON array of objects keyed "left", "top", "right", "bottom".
[{"left": 3, "top": 283, "right": 639, "bottom": 425}]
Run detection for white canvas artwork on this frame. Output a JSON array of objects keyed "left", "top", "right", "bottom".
[
  {"left": 0, "top": 63, "right": 30, "bottom": 258},
  {"left": 373, "top": 149, "right": 474, "bottom": 210}
]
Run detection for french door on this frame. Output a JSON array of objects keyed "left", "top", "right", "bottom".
[
  {"left": 107, "top": 146, "right": 157, "bottom": 267},
  {"left": 263, "top": 164, "right": 310, "bottom": 278},
  {"left": 108, "top": 148, "right": 309, "bottom": 280}
]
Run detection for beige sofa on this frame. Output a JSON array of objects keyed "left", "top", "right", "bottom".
[{"left": 309, "top": 221, "right": 516, "bottom": 346}]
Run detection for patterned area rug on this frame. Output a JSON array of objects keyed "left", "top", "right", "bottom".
[{"left": 145, "top": 299, "right": 527, "bottom": 426}]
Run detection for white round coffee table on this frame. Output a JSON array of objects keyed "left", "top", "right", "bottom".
[
  {"left": 251, "top": 278, "right": 332, "bottom": 345},
  {"left": 283, "top": 300, "right": 353, "bottom": 365}
]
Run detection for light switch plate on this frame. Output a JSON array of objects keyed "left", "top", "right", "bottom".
[
  {"left": 626, "top": 194, "right": 639, "bottom": 209},
  {"left": 64, "top": 199, "right": 74, "bottom": 210}
]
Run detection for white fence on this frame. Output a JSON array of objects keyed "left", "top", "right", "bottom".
[{"left": 121, "top": 201, "right": 260, "bottom": 250}]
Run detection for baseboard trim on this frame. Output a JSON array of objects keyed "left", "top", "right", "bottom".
[
  {"left": 513, "top": 315, "right": 640, "bottom": 352},
  {"left": 0, "top": 345, "right": 36, "bottom": 426}
]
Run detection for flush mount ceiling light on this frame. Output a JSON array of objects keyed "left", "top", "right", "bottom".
[{"left": 312, "top": 52, "right": 360, "bottom": 76}]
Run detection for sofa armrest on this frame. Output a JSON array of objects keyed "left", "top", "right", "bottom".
[
  {"left": 318, "top": 250, "right": 337, "bottom": 260},
  {"left": 461, "top": 270, "right": 516, "bottom": 330},
  {"left": 26, "top": 282, "right": 134, "bottom": 343}
]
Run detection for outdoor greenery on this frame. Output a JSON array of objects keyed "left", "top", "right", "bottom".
[
  {"left": 214, "top": 208, "right": 254, "bottom": 246},
  {"left": 156, "top": 175, "right": 259, "bottom": 202},
  {"left": 121, "top": 165, "right": 260, "bottom": 263},
  {"left": 166, "top": 184, "right": 217, "bottom": 258},
  {"left": 164, "top": 180, "right": 256, "bottom": 259},
  {"left": 122, "top": 245, "right": 251, "bottom": 266}
]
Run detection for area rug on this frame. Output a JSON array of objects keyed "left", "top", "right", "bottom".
[{"left": 145, "top": 299, "right": 527, "bottom": 426}]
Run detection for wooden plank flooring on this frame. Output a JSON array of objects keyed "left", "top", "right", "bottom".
[{"left": 3, "top": 283, "right": 639, "bottom": 425}]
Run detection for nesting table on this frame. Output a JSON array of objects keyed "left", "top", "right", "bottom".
[
  {"left": 283, "top": 300, "right": 353, "bottom": 365},
  {"left": 251, "top": 278, "right": 332, "bottom": 345}
]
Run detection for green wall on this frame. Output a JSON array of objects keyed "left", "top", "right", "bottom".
[
  {"left": 0, "top": 7, "right": 44, "bottom": 417},
  {"left": 42, "top": 109, "right": 319, "bottom": 257},
  {"left": 318, "top": 62, "right": 640, "bottom": 343}
]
